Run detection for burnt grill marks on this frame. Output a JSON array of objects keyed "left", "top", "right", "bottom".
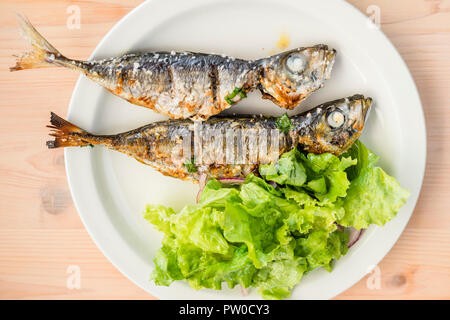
[
  {"left": 210, "top": 64, "right": 219, "bottom": 106},
  {"left": 310, "top": 70, "right": 318, "bottom": 82},
  {"left": 167, "top": 64, "right": 174, "bottom": 93},
  {"left": 257, "top": 65, "right": 266, "bottom": 92}
]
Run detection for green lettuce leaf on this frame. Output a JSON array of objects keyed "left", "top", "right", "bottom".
[
  {"left": 150, "top": 242, "right": 184, "bottom": 286},
  {"left": 296, "top": 230, "right": 349, "bottom": 271},
  {"left": 255, "top": 257, "right": 307, "bottom": 300},
  {"left": 337, "top": 141, "right": 410, "bottom": 229},
  {"left": 300, "top": 153, "right": 356, "bottom": 203},
  {"left": 260, "top": 149, "right": 356, "bottom": 204},
  {"left": 259, "top": 148, "right": 307, "bottom": 186},
  {"left": 144, "top": 141, "right": 409, "bottom": 299}
]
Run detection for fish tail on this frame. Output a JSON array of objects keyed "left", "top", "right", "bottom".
[
  {"left": 10, "top": 14, "right": 69, "bottom": 72},
  {"left": 46, "top": 112, "right": 101, "bottom": 149}
]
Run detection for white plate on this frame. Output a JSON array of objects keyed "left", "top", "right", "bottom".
[{"left": 65, "top": 0, "right": 426, "bottom": 299}]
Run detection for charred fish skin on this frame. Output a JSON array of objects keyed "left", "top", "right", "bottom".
[
  {"left": 47, "top": 95, "right": 371, "bottom": 182},
  {"left": 12, "top": 15, "right": 336, "bottom": 120}
]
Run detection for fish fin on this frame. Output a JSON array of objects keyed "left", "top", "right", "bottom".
[
  {"left": 10, "top": 14, "right": 64, "bottom": 71},
  {"left": 46, "top": 112, "right": 95, "bottom": 149}
]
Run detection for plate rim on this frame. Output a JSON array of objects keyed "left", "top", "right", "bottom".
[{"left": 64, "top": 0, "right": 426, "bottom": 299}]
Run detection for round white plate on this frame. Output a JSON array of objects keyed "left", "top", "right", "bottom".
[{"left": 65, "top": 0, "right": 426, "bottom": 299}]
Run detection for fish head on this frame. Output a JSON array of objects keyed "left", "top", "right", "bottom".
[
  {"left": 294, "top": 95, "right": 372, "bottom": 155},
  {"left": 257, "top": 45, "right": 336, "bottom": 109}
]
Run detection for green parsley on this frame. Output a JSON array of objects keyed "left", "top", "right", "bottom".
[
  {"left": 276, "top": 113, "right": 292, "bottom": 133},
  {"left": 184, "top": 158, "right": 198, "bottom": 173},
  {"left": 225, "top": 87, "right": 247, "bottom": 105}
]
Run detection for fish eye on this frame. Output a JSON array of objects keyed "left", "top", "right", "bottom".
[
  {"left": 327, "top": 110, "right": 345, "bottom": 128},
  {"left": 285, "top": 53, "right": 306, "bottom": 74}
]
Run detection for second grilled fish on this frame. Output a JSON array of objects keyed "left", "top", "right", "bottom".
[
  {"left": 46, "top": 95, "right": 372, "bottom": 182},
  {"left": 11, "top": 15, "right": 336, "bottom": 120}
]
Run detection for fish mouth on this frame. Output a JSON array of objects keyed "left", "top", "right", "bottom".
[
  {"left": 353, "top": 97, "right": 372, "bottom": 132},
  {"left": 324, "top": 49, "right": 337, "bottom": 79},
  {"left": 362, "top": 97, "right": 372, "bottom": 123}
]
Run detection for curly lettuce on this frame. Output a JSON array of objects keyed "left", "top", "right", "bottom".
[
  {"left": 144, "top": 141, "right": 409, "bottom": 299},
  {"left": 337, "top": 141, "right": 410, "bottom": 229}
]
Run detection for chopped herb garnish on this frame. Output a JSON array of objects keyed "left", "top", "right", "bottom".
[
  {"left": 225, "top": 87, "right": 247, "bottom": 105},
  {"left": 184, "top": 158, "right": 198, "bottom": 173},
  {"left": 276, "top": 113, "right": 292, "bottom": 133}
]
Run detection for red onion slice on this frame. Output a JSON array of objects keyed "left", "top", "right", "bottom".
[
  {"left": 196, "top": 173, "right": 208, "bottom": 203},
  {"left": 240, "top": 285, "right": 248, "bottom": 296},
  {"left": 347, "top": 227, "right": 364, "bottom": 248},
  {"left": 267, "top": 181, "right": 277, "bottom": 188},
  {"left": 334, "top": 222, "right": 344, "bottom": 232},
  {"left": 218, "top": 177, "right": 245, "bottom": 184}
]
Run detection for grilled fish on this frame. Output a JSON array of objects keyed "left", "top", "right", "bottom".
[
  {"left": 47, "top": 95, "right": 372, "bottom": 182},
  {"left": 12, "top": 15, "right": 336, "bottom": 120}
]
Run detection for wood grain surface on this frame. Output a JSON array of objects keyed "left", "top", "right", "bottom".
[{"left": 0, "top": 0, "right": 449, "bottom": 300}]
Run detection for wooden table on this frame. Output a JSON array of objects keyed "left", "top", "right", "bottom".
[{"left": 0, "top": 0, "right": 449, "bottom": 299}]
